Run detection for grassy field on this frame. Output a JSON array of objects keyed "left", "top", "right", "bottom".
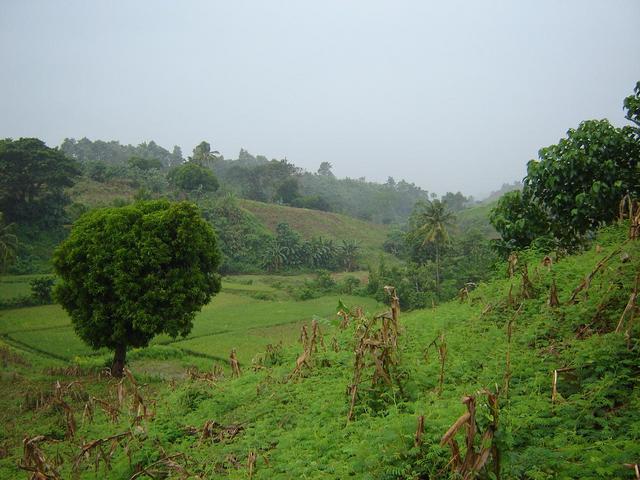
[
  {"left": 0, "top": 274, "right": 42, "bottom": 300},
  {"left": 68, "top": 177, "right": 136, "bottom": 207},
  {"left": 0, "top": 276, "right": 382, "bottom": 365}
]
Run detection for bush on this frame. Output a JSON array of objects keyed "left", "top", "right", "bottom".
[
  {"left": 30, "top": 276, "right": 55, "bottom": 304},
  {"left": 339, "top": 275, "right": 361, "bottom": 295},
  {"left": 0, "top": 295, "right": 39, "bottom": 310}
]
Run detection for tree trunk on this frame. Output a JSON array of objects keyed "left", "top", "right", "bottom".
[
  {"left": 111, "top": 344, "right": 126, "bottom": 378},
  {"left": 435, "top": 242, "right": 440, "bottom": 293}
]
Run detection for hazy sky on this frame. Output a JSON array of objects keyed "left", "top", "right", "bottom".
[{"left": 1, "top": 1, "right": 639, "bottom": 198}]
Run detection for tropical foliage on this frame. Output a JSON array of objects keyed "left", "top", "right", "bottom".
[
  {"left": 53, "top": 200, "right": 221, "bottom": 376},
  {"left": 491, "top": 84, "right": 640, "bottom": 251}
]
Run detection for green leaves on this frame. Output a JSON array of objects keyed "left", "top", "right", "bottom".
[
  {"left": 0, "top": 138, "right": 80, "bottom": 225},
  {"left": 492, "top": 106, "right": 640, "bottom": 250},
  {"left": 53, "top": 200, "right": 221, "bottom": 352}
]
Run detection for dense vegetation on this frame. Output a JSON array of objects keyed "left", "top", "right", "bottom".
[
  {"left": 372, "top": 199, "right": 499, "bottom": 310},
  {"left": 2, "top": 135, "right": 450, "bottom": 277},
  {"left": 490, "top": 82, "right": 640, "bottom": 253},
  {"left": 59, "top": 138, "right": 436, "bottom": 224}
]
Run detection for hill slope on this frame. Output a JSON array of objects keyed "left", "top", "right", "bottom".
[
  {"left": 1, "top": 223, "right": 638, "bottom": 478},
  {"left": 240, "top": 199, "right": 391, "bottom": 267},
  {"left": 22, "top": 180, "right": 392, "bottom": 273}
]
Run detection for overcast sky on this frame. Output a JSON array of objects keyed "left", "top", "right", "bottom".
[{"left": 1, "top": 1, "right": 639, "bottom": 198}]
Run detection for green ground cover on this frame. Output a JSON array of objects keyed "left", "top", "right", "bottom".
[{"left": 0, "top": 224, "right": 638, "bottom": 479}]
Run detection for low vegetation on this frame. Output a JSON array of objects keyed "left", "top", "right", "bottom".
[{"left": 1, "top": 221, "right": 639, "bottom": 479}]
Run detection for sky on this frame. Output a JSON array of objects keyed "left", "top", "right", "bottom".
[{"left": 1, "top": 1, "right": 639, "bottom": 198}]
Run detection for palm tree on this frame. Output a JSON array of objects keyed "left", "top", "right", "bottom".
[
  {"left": 0, "top": 213, "right": 18, "bottom": 273},
  {"left": 261, "top": 241, "right": 287, "bottom": 272},
  {"left": 190, "top": 141, "right": 221, "bottom": 168},
  {"left": 415, "top": 200, "right": 455, "bottom": 292}
]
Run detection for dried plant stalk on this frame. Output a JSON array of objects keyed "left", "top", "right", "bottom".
[
  {"left": 440, "top": 390, "right": 500, "bottom": 479},
  {"left": 615, "top": 273, "right": 639, "bottom": 334},
  {"left": 414, "top": 415, "right": 425, "bottom": 448},
  {"left": 568, "top": 245, "right": 626, "bottom": 304},
  {"left": 229, "top": 349, "right": 242, "bottom": 378},
  {"left": 347, "top": 288, "right": 402, "bottom": 423},
  {"left": 548, "top": 279, "right": 560, "bottom": 307}
]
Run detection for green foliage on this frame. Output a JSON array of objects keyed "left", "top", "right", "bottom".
[
  {"left": 53, "top": 200, "right": 221, "bottom": 367},
  {"left": 199, "top": 194, "right": 273, "bottom": 274},
  {"left": 380, "top": 201, "right": 498, "bottom": 307},
  {"left": 491, "top": 83, "right": 640, "bottom": 250},
  {"left": 440, "top": 191, "right": 468, "bottom": 211},
  {"left": 60, "top": 137, "right": 182, "bottom": 168},
  {"left": 167, "top": 162, "right": 219, "bottom": 192},
  {"left": 127, "top": 155, "right": 164, "bottom": 171},
  {"left": 624, "top": 80, "right": 640, "bottom": 130},
  {"left": 274, "top": 177, "right": 301, "bottom": 204},
  {"left": 0, "top": 138, "right": 80, "bottom": 225},
  {"left": 338, "top": 239, "right": 360, "bottom": 271},
  {"left": 189, "top": 140, "right": 220, "bottom": 167},
  {"left": 29, "top": 276, "right": 55, "bottom": 304},
  {"left": 1, "top": 224, "right": 640, "bottom": 479},
  {"left": 489, "top": 190, "right": 553, "bottom": 253},
  {"left": 299, "top": 172, "right": 429, "bottom": 223},
  {"left": 526, "top": 119, "right": 640, "bottom": 242},
  {"left": 0, "top": 212, "right": 18, "bottom": 273}
]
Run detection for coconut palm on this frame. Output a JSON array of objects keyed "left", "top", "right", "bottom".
[{"left": 415, "top": 200, "right": 455, "bottom": 291}]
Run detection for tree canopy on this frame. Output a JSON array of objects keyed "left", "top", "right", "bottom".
[
  {"left": 168, "top": 162, "right": 220, "bottom": 192},
  {"left": 491, "top": 82, "right": 640, "bottom": 251},
  {"left": 53, "top": 200, "right": 221, "bottom": 376},
  {"left": 0, "top": 138, "right": 80, "bottom": 224},
  {"left": 525, "top": 119, "right": 640, "bottom": 242}
]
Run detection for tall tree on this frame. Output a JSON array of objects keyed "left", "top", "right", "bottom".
[
  {"left": 0, "top": 138, "right": 80, "bottom": 224},
  {"left": 525, "top": 119, "right": 640, "bottom": 243},
  {"left": 413, "top": 200, "right": 456, "bottom": 291},
  {"left": 317, "top": 161, "right": 334, "bottom": 177},
  {"left": 190, "top": 141, "right": 220, "bottom": 167}
]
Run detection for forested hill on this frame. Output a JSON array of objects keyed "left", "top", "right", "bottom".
[
  {"left": 2, "top": 136, "right": 481, "bottom": 276},
  {"left": 60, "top": 138, "right": 459, "bottom": 225}
]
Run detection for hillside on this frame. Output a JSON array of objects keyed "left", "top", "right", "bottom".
[
  {"left": 456, "top": 200, "right": 498, "bottom": 239},
  {"left": 1, "top": 222, "right": 638, "bottom": 478},
  {"left": 16, "top": 179, "right": 392, "bottom": 274},
  {"left": 241, "top": 199, "right": 392, "bottom": 267}
]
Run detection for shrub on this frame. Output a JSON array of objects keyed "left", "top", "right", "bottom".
[{"left": 30, "top": 276, "right": 55, "bottom": 304}]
